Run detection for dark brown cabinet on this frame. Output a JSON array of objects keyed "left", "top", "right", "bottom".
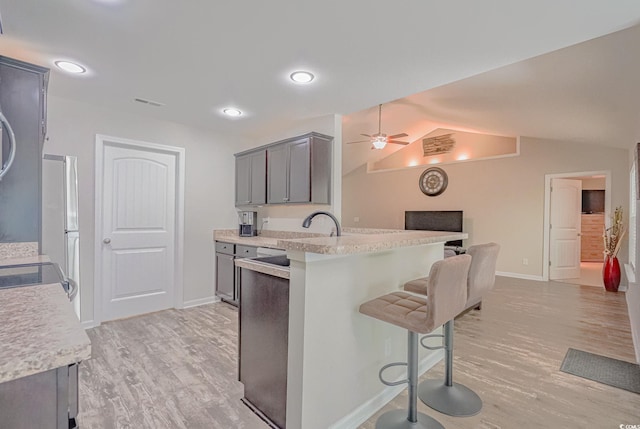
[
  {"left": 214, "top": 241, "right": 257, "bottom": 306},
  {"left": 234, "top": 132, "right": 333, "bottom": 207},
  {"left": 235, "top": 150, "right": 266, "bottom": 206}
]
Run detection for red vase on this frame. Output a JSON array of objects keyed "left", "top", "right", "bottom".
[{"left": 603, "top": 256, "right": 621, "bottom": 292}]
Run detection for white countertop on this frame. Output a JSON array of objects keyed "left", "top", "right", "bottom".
[{"left": 0, "top": 283, "right": 91, "bottom": 383}]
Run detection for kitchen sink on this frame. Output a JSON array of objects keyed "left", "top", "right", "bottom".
[{"left": 251, "top": 255, "right": 290, "bottom": 267}]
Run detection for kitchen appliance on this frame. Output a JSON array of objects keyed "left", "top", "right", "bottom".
[
  {"left": 239, "top": 211, "right": 258, "bottom": 237},
  {"left": 0, "top": 102, "right": 16, "bottom": 181},
  {"left": 0, "top": 56, "right": 49, "bottom": 245},
  {"left": 42, "top": 155, "right": 81, "bottom": 318}
]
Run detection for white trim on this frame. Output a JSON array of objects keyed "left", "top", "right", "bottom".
[
  {"left": 543, "top": 170, "right": 611, "bottom": 281},
  {"left": 183, "top": 296, "right": 220, "bottom": 309},
  {"left": 81, "top": 320, "right": 99, "bottom": 330},
  {"left": 327, "top": 350, "right": 444, "bottom": 429},
  {"left": 496, "top": 271, "right": 545, "bottom": 281},
  {"left": 93, "top": 134, "right": 186, "bottom": 325}
]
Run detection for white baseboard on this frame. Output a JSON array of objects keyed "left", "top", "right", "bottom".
[
  {"left": 182, "top": 296, "right": 219, "bottom": 309},
  {"left": 496, "top": 271, "right": 545, "bottom": 281},
  {"left": 81, "top": 320, "right": 99, "bottom": 330},
  {"left": 328, "top": 350, "right": 444, "bottom": 429}
]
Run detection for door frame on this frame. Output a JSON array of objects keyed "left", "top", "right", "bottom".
[
  {"left": 543, "top": 170, "right": 611, "bottom": 281},
  {"left": 93, "top": 134, "right": 186, "bottom": 326}
]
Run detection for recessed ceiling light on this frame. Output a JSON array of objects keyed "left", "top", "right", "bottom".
[
  {"left": 55, "top": 61, "right": 86, "bottom": 74},
  {"left": 290, "top": 71, "right": 315, "bottom": 84},
  {"left": 223, "top": 108, "right": 242, "bottom": 117}
]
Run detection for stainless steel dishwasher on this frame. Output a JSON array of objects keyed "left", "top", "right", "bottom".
[{"left": 238, "top": 255, "right": 290, "bottom": 429}]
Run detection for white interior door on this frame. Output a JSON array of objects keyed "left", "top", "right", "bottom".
[
  {"left": 550, "top": 178, "right": 582, "bottom": 280},
  {"left": 100, "top": 141, "right": 177, "bottom": 321}
]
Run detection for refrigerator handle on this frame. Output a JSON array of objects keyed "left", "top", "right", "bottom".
[{"left": 66, "top": 278, "right": 79, "bottom": 302}]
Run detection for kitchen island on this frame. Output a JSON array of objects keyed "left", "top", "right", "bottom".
[{"left": 229, "top": 229, "right": 466, "bottom": 429}]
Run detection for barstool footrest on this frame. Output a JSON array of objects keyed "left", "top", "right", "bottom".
[
  {"left": 420, "top": 334, "right": 445, "bottom": 351},
  {"left": 378, "top": 362, "right": 408, "bottom": 386},
  {"left": 418, "top": 379, "right": 483, "bottom": 417}
]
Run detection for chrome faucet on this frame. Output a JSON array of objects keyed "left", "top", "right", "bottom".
[{"left": 302, "top": 211, "right": 342, "bottom": 237}]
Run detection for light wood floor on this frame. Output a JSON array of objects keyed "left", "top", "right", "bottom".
[{"left": 79, "top": 277, "right": 639, "bottom": 429}]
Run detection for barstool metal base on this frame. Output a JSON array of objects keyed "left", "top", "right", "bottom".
[
  {"left": 375, "top": 409, "right": 445, "bottom": 429},
  {"left": 417, "top": 379, "right": 482, "bottom": 417}
]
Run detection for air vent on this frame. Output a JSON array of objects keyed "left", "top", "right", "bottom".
[{"left": 134, "top": 98, "right": 164, "bottom": 107}]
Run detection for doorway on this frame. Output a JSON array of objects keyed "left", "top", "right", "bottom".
[
  {"left": 94, "top": 135, "right": 185, "bottom": 323},
  {"left": 543, "top": 170, "right": 611, "bottom": 286}
]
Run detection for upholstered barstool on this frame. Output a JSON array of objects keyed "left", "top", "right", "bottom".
[
  {"left": 404, "top": 243, "right": 500, "bottom": 417},
  {"left": 359, "top": 254, "right": 472, "bottom": 429}
]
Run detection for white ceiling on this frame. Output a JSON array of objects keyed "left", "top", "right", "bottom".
[{"left": 1, "top": 1, "right": 640, "bottom": 162}]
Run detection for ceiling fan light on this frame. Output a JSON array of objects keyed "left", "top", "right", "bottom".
[{"left": 372, "top": 138, "right": 387, "bottom": 150}]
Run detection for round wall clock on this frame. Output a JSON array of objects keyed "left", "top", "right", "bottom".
[{"left": 419, "top": 167, "right": 448, "bottom": 196}]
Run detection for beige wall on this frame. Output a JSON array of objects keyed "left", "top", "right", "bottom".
[
  {"left": 342, "top": 137, "right": 629, "bottom": 278},
  {"left": 581, "top": 177, "right": 606, "bottom": 190}
]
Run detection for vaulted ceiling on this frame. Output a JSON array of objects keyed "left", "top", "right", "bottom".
[{"left": 343, "top": 23, "right": 640, "bottom": 174}]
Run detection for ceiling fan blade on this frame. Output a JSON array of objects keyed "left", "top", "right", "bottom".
[
  {"left": 387, "top": 141, "right": 410, "bottom": 145},
  {"left": 388, "top": 133, "right": 408, "bottom": 139},
  {"left": 346, "top": 140, "right": 372, "bottom": 144},
  {"left": 360, "top": 133, "right": 372, "bottom": 138}
]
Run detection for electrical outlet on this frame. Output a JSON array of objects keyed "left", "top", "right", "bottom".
[
  {"left": 353, "top": 217, "right": 360, "bottom": 223},
  {"left": 384, "top": 338, "right": 392, "bottom": 357},
  {"left": 522, "top": 258, "right": 529, "bottom": 266}
]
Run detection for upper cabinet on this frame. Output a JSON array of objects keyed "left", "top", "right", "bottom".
[
  {"left": 235, "top": 150, "right": 266, "bottom": 206},
  {"left": 235, "top": 132, "right": 332, "bottom": 207}
]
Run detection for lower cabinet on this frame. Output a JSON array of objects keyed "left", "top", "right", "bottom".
[
  {"left": 239, "top": 268, "right": 289, "bottom": 429},
  {"left": 215, "top": 252, "right": 235, "bottom": 301},
  {"left": 215, "top": 241, "right": 257, "bottom": 306},
  {"left": 0, "top": 363, "right": 79, "bottom": 429}
]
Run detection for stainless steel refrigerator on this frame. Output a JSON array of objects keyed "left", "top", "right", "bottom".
[{"left": 42, "top": 155, "right": 81, "bottom": 319}]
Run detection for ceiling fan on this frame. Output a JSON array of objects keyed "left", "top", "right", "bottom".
[{"left": 346, "top": 104, "right": 409, "bottom": 149}]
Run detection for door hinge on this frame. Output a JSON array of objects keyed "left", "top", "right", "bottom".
[{"left": 549, "top": 260, "right": 552, "bottom": 266}]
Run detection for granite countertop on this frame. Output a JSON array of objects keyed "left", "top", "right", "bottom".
[
  {"left": 0, "top": 283, "right": 91, "bottom": 384},
  {"left": 0, "top": 254, "right": 51, "bottom": 268},
  {"left": 276, "top": 230, "right": 467, "bottom": 255},
  {"left": 214, "top": 228, "right": 466, "bottom": 256},
  {"left": 235, "top": 258, "right": 290, "bottom": 279}
]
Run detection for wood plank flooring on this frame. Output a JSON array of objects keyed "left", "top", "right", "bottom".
[{"left": 79, "top": 277, "right": 639, "bottom": 429}]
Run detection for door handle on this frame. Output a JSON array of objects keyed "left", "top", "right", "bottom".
[{"left": 103, "top": 238, "right": 111, "bottom": 244}]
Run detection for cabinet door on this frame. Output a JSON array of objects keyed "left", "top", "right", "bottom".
[
  {"left": 235, "top": 154, "right": 251, "bottom": 206},
  {"left": 267, "top": 144, "right": 289, "bottom": 204},
  {"left": 288, "top": 138, "right": 311, "bottom": 203},
  {"left": 215, "top": 253, "right": 235, "bottom": 300},
  {"left": 250, "top": 150, "right": 266, "bottom": 204}
]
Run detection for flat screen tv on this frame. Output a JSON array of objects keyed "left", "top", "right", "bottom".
[
  {"left": 405, "top": 211, "right": 463, "bottom": 247},
  {"left": 582, "top": 190, "right": 605, "bottom": 214}
]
